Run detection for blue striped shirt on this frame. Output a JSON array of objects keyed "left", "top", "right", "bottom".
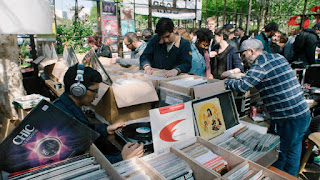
[{"left": 225, "top": 52, "right": 310, "bottom": 120}]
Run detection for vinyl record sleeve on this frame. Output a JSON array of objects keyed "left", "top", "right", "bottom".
[
  {"left": 192, "top": 98, "right": 226, "bottom": 140},
  {"left": 0, "top": 100, "right": 99, "bottom": 173},
  {"left": 149, "top": 102, "right": 195, "bottom": 152}
]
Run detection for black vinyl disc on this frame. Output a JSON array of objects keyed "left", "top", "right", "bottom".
[{"left": 122, "top": 122, "right": 152, "bottom": 140}]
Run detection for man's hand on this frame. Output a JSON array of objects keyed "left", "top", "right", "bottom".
[
  {"left": 210, "top": 51, "right": 217, "bottom": 58},
  {"left": 221, "top": 71, "right": 232, "bottom": 79},
  {"left": 107, "top": 122, "right": 127, "bottom": 135},
  {"left": 121, "top": 142, "right": 144, "bottom": 160},
  {"left": 144, "top": 65, "right": 153, "bottom": 74},
  {"left": 164, "top": 69, "right": 179, "bottom": 78}
]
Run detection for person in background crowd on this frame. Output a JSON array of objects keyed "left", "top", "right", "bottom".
[
  {"left": 283, "top": 29, "right": 300, "bottom": 63},
  {"left": 140, "top": 18, "right": 192, "bottom": 78},
  {"left": 224, "top": 24, "right": 238, "bottom": 49},
  {"left": 112, "top": 32, "right": 147, "bottom": 66},
  {"left": 254, "top": 22, "right": 279, "bottom": 53},
  {"left": 136, "top": 30, "right": 142, "bottom": 37},
  {"left": 270, "top": 30, "right": 281, "bottom": 54},
  {"left": 225, "top": 39, "right": 311, "bottom": 177},
  {"left": 54, "top": 64, "right": 144, "bottom": 163},
  {"left": 180, "top": 31, "right": 191, "bottom": 43},
  {"left": 211, "top": 27, "right": 243, "bottom": 79},
  {"left": 88, "top": 34, "right": 112, "bottom": 58},
  {"left": 292, "top": 22, "right": 320, "bottom": 65},
  {"left": 189, "top": 28, "right": 198, "bottom": 44},
  {"left": 234, "top": 27, "right": 250, "bottom": 48},
  {"left": 177, "top": 27, "right": 187, "bottom": 36},
  {"left": 207, "top": 17, "right": 217, "bottom": 54},
  {"left": 189, "top": 28, "right": 213, "bottom": 77},
  {"left": 142, "top": 28, "right": 153, "bottom": 42},
  {"left": 278, "top": 33, "right": 288, "bottom": 55}
]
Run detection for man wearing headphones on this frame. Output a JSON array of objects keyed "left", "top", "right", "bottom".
[{"left": 54, "top": 64, "right": 144, "bottom": 163}]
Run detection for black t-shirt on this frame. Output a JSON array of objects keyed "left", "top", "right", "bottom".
[{"left": 212, "top": 46, "right": 228, "bottom": 79}]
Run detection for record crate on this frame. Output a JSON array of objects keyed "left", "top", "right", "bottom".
[
  {"left": 171, "top": 137, "right": 287, "bottom": 180},
  {"left": 194, "top": 90, "right": 279, "bottom": 167}
]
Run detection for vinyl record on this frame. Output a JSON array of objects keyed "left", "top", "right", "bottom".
[{"left": 122, "top": 122, "right": 152, "bottom": 141}]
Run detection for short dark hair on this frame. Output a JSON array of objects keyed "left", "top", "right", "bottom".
[
  {"left": 155, "top": 18, "right": 174, "bottom": 36},
  {"left": 264, "top": 22, "right": 278, "bottom": 32},
  {"left": 142, "top": 28, "right": 153, "bottom": 41},
  {"left": 64, "top": 64, "right": 102, "bottom": 94},
  {"left": 124, "top": 32, "right": 139, "bottom": 43},
  {"left": 215, "top": 27, "right": 229, "bottom": 41},
  {"left": 195, "top": 28, "right": 213, "bottom": 43},
  {"left": 88, "top": 34, "right": 103, "bottom": 47},
  {"left": 188, "top": 28, "right": 198, "bottom": 34},
  {"left": 236, "top": 27, "right": 244, "bottom": 31}
]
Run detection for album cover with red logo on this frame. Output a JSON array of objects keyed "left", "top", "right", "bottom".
[
  {"left": 149, "top": 102, "right": 195, "bottom": 152},
  {"left": 0, "top": 100, "right": 99, "bottom": 173}
]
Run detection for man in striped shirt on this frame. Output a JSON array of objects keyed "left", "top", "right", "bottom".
[{"left": 225, "top": 39, "right": 311, "bottom": 176}]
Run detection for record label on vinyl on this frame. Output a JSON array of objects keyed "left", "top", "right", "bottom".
[{"left": 122, "top": 122, "right": 152, "bottom": 141}]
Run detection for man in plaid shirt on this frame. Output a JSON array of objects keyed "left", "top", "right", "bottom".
[{"left": 225, "top": 39, "right": 311, "bottom": 176}]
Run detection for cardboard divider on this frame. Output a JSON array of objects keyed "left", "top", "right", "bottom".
[
  {"left": 170, "top": 147, "right": 221, "bottom": 180},
  {"left": 135, "top": 157, "right": 166, "bottom": 180},
  {"left": 89, "top": 144, "right": 123, "bottom": 179}
]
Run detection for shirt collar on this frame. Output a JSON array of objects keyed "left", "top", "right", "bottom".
[{"left": 159, "top": 34, "right": 181, "bottom": 48}]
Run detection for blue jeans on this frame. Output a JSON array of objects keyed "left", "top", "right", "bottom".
[{"left": 271, "top": 113, "right": 311, "bottom": 176}]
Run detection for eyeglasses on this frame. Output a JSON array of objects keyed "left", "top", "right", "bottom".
[
  {"left": 125, "top": 42, "right": 132, "bottom": 47},
  {"left": 87, "top": 88, "right": 99, "bottom": 94}
]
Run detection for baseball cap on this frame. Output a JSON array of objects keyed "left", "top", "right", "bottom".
[
  {"left": 224, "top": 24, "right": 235, "bottom": 33},
  {"left": 236, "top": 39, "right": 264, "bottom": 53}
]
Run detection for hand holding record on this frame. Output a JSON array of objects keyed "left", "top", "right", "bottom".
[
  {"left": 121, "top": 142, "right": 144, "bottom": 160},
  {"left": 107, "top": 122, "right": 127, "bottom": 135}
]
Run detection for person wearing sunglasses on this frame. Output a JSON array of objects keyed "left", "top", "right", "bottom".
[{"left": 54, "top": 64, "right": 144, "bottom": 163}]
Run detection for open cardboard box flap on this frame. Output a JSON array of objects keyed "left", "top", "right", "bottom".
[
  {"left": 112, "top": 80, "right": 158, "bottom": 108},
  {"left": 193, "top": 80, "right": 225, "bottom": 98},
  {"left": 52, "top": 60, "right": 68, "bottom": 83}
]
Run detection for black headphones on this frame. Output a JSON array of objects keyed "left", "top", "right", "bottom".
[{"left": 70, "top": 64, "right": 87, "bottom": 97}]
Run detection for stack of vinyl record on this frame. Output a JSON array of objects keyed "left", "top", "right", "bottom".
[
  {"left": 145, "top": 152, "right": 194, "bottom": 180},
  {"left": 167, "top": 77, "right": 208, "bottom": 88},
  {"left": 113, "top": 159, "right": 150, "bottom": 180},
  {"left": 7, "top": 154, "right": 110, "bottom": 180},
  {"left": 181, "top": 143, "right": 230, "bottom": 175},
  {"left": 226, "top": 163, "right": 270, "bottom": 180},
  {"left": 218, "top": 127, "right": 280, "bottom": 161}
]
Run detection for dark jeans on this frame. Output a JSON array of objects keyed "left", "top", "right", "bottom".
[
  {"left": 271, "top": 113, "right": 311, "bottom": 176},
  {"left": 105, "top": 151, "right": 123, "bottom": 164}
]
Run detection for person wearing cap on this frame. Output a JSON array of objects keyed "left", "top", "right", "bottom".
[
  {"left": 140, "top": 18, "right": 192, "bottom": 78},
  {"left": 235, "top": 27, "right": 250, "bottom": 48},
  {"left": 210, "top": 27, "right": 243, "bottom": 79},
  {"left": 225, "top": 39, "right": 311, "bottom": 176},
  {"left": 224, "top": 24, "right": 238, "bottom": 49},
  {"left": 292, "top": 22, "right": 320, "bottom": 65},
  {"left": 254, "top": 22, "right": 279, "bottom": 53}
]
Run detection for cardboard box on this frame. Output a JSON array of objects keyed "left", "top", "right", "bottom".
[
  {"left": 159, "top": 74, "right": 225, "bottom": 101},
  {"left": 93, "top": 76, "right": 158, "bottom": 124}
]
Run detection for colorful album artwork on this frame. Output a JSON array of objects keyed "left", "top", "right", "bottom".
[
  {"left": 192, "top": 97, "right": 226, "bottom": 140},
  {"left": 102, "top": 1, "right": 117, "bottom": 15},
  {"left": 0, "top": 100, "right": 99, "bottom": 173}
]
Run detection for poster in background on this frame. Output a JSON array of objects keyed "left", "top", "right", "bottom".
[
  {"left": 121, "top": 20, "right": 135, "bottom": 36},
  {"left": 120, "top": 4, "right": 134, "bottom": 20},
  {"left": 102, "top": 1, "right": 117, "bottom": 15},
  {"left": 101, "top": 1, "right": 118, "bottom": 56}
]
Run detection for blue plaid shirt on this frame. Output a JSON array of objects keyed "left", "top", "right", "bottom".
[{"left": 225, "top": 52, "right": 310, "bottom": 120}]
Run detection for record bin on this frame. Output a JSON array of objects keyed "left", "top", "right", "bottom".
[
  {"left": 171, "top": 137, "right": 287, "bottom": 180},
  {"left": 192, "top": 90, "right": 279, "bottom": 167}
]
